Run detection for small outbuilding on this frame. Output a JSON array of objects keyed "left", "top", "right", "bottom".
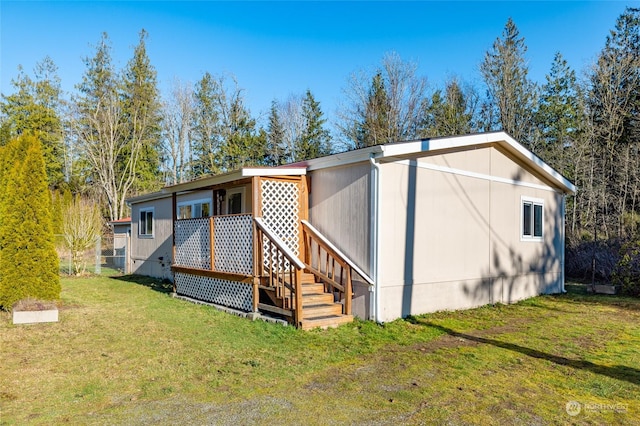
[
  {"left": 127, "top": 132, "right": 576, "bottom": 328},
  {"left": 108, "top": 217, "right": 131, "bottom": 273}
]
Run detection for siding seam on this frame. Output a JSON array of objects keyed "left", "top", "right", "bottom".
[{"left": 394, "top": 159, "right": 560, "bottom": 193}]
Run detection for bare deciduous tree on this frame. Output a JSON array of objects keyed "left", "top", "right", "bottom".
[
  {"left": 63, "top": 197, "right": 102, "bottom": 275},
  {"left": 162, "top": 78, "right": 193, "bottom": 184},
  {"left": 337, "top": 52, "right": 428, "bottom": 149},
  {"left": 74, "top": 31, "right": 161, "bottom": 221}
]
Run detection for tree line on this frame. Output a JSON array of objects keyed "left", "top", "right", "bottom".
[{"left": 2, "top": 8, "right": 640, "bottom": 280}]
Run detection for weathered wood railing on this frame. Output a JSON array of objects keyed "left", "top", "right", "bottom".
[
  {"left": 301, "top": 220, "right": 374, "bottom": 316},
  {"left": 254, "top": 217, "right": 305, "bottom": 326}
]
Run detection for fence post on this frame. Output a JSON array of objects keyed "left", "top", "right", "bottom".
[
  {"left": 95, "top": 236, "right": 101, "bottom": 275},
  {"left": 125, "top": 233, "right": 130, "bottom": 274}
]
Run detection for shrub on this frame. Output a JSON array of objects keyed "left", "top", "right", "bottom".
[
  {"left": 565, "top": 238, "right": 621, "bottom": 282},
  {"left": 612, "top": 239, "right": 640, "bottom": 297},
  {"left": 0, "top": 134, "right": 60, "bottom": 309}
]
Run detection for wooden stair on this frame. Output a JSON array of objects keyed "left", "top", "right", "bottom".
[{"left": 299, "top": 272, "right": 353, "bottom": 330}]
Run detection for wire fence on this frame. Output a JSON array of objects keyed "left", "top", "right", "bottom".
[{"left": 55, "top": 234, "right": 129, "bottom": 276}]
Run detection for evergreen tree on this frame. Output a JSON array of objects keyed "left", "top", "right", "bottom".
[
  {"left": 266, "top": 100, "right": 286, "bottom": 166},
  {"left": 0, "top": 134, "right": 60, "bottom": 309},
  {"left": 480, "top": 18, "right": 537, "bottom": 147},
  {"left": 358, "top": 72, "right": 390, "bottom": 148},
  {"left": 423, "top": 78, "right": 477, "bottom": 137},
  {"left": 221, "top": 92, "right": 266, "bottom": 170},
  {"left": 294, "top": 90, "right": 331, "bottom": 161},
  {"left": 75, "top": 32, "right": 157, "bottom": 221},
  {"left": 536, "top": 52, "right": 584, "bottom": 177},
  {"left": 121, "top": 29, "right": 163, "bottom": 192},
  {"left": 0, "top": 57, "right": 65, "bottom": 187},
  {"left": 339, "top": 52, "right": 427, "bottom": 149},
  {"left": 191, "top": 72, "right": 224, "bottom": 176},
  {"left": 588, "top": 7, "right": 640, "bottom": 238}
]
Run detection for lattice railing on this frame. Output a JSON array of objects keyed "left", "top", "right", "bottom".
[
  {"left": 213, "top": 214, "right": 253, "bottom": 275},
  {"left": 175, "top": 217, "right": 211, "bottom": 269},
  {"left": 261, "top": 179, "right": 300, "bottom": 270},
  {"left": 175, "top": 272, "right": 253, "bottom": 311}
]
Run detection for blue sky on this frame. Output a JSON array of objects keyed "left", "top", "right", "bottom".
[{"left": 0, "top": 1, "right": 635, "bottom": 128}]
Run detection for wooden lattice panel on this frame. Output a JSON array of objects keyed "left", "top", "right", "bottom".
[
  {"left": 175, "top": 272, "right": 253, "bottom": 312},
  {"left": 213, "top": 214, "right": 253, "bottom": 275},
  {"left": 261, "top": 179, "right": 300, "bottom": 266},
  {"left": 174, "top": 218, "right": 211, "bottom": 269}
]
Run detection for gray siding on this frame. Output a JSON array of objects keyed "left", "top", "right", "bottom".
[
  {"left": 308, "top": 162, "right": 371, "bottom": 277},
  {"left": 130, "top": 197, "right": 173, "bottom": 280}
]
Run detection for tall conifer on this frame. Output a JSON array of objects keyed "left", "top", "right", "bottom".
[{"left": 0, "top": 134, "right": 60, "bottom": 309}]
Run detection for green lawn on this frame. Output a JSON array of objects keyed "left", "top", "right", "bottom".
[{"left": 0, "top": 276, "right": 638, "bottom": 425}]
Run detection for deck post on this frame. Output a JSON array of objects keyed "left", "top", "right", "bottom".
[
  {"left": 345, "top": 268, "right": 352, "bottom": 315},
  {"left": 298, "top": 176, "right": 309, "bottom": 266},
  {"left": 172, "top": 192, "right": 177, "bottom": 293},
  {"left": 209, "top": 216, "right": 215, "bottom": 271},
  {"left": 252, "top": 176, "right": 261, "bottom": 312},
  {"left": 295, "top": 268, "right": 303, "bottom": 327}
]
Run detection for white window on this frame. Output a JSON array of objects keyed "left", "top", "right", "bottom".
[
  {"left": 226, "top": 187, "right": 245, "bottom": 214},
  {"left": 139, "top": 208, "right": 154, "bottom": 237},
  {"left": 177, "top": 199, "right": 211, "bottom": 219},
  {"left": 521, "top": 197, "right": 543, "bottom": 240}
]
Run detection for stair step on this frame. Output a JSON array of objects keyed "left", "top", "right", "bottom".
[
  {"left": 300, "top": 273, "right": 316, "bottom": 284},
  {"left": 301, "top": 283, "right": 325, "bottom": 295},
  {"left": 301, "top": 315, "right": 354, "bottom": 330},
  {"left": 303, "top": 303, "right": 343, "bottom": 318},
  {"left": 302, "top": 292, "right": 334, "bottom": 305}
]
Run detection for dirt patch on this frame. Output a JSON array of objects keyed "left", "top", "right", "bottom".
[
  {"left": 99, "top": 395, "right": 296, "bottom": 425},
  {"left": 411, "top": 334, "right": 479, "bottom": 354},
  {"left": 0, "top": 391, "right": 18, "bottom": 401}
]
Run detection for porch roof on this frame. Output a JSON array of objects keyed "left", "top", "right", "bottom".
[
  {"left": 127, "top": 166, "right": 307, "bottom": 205},
  {"left": 163, "top": 167, "right": 307, "bottom": 194}
]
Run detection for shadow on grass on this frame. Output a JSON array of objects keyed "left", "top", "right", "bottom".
[
  {"left": 418, "top": 321, "right": 640, "bottom": 386},
  {"left": 110, "top": 274, "right": 173, "bottom": 294}
]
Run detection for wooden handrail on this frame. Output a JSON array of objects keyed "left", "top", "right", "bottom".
[
  {"left": 301, "top": 221, "right": 374, "bottom": 317},
  {"left": 255, "top": 218, "right": 305, "bottom": 269},
  {"left": 254, "top": 217, "right": 304, "bottom": 326},
  {"left": 301, "top": 220, "right": 374, "bottom": 285}
]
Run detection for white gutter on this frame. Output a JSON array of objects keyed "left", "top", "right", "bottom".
[
  {"left": 369, "top": 154, "right": 382, "bottom": 323},
  {"left": 561, "top": 194, "right": 566, "bottom": 293}
]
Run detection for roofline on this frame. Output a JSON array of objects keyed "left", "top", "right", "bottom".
[
  {"left": 162, "top": 167, "right": 307, "bottom": 194},
  {"left": 127, "top": 167, "right": 308, "bottom": 205},
  {"left": 109, "top": 217, "right": 131, "bottom": 224},
  {"left": 302, "top": 131, "right": 576, "bottom": 194},
  {"left": 127, "top": 191, "right": 170, "bottom": 204},
  {"left": 127, "top": 132, "right": 575, "bottom": 205},
  {"left": 290, "top": 145, "right": 384, "bottom": 171}
]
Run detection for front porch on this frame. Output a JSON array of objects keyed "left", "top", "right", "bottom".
[{"left": 169, "top": 172, "right": 366, "bottom": 329}]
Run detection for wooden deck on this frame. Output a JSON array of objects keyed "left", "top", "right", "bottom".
[{"left": 171, "top": 172, "right": 366, "bottom": 330}]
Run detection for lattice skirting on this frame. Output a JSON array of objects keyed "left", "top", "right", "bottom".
[{"left": 175, "top": 272, "right": 253, "bottom": 312}]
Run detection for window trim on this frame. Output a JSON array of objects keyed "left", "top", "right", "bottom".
[
  {"left": 226, "top": 187, "right": 245, "bottom": 214},
  {"left": 139, "top": 207, "right": 154, "bottom": 238},
  {"left": 521, "top": 196, "right": 544, "bottom": 242},
  {"left": 177, "top": 198, "right": 212, "bottom": 219}
]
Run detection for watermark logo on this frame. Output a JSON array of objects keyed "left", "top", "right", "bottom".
[
  {"left": 566, "top": 400, "right": 628, "bottom": 416},
  {"left": 566, "top": 401, "right": 581, "bottom": 416}
]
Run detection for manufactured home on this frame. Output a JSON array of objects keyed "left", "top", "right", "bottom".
[{"left": 127, "top": 132, "right": 576, "bottom": 328}]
